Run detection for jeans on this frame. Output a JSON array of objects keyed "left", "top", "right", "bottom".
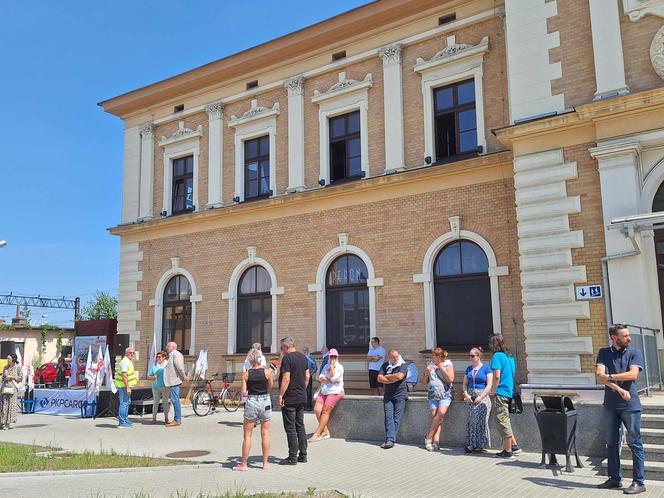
[
  {"left": 384, "top": 397, "right": 406, "bottom": 443},
  {"left": 118, "top": 387, "right": 132, "bottom": 426},
  {"left": 282, "top": 402, "right": 307, "bottom": 459},
  {"left": 170, "top": 384, "right": 182, "bottom": 422},
  {"left": 604, "top": 408, "right": 644, "bottom": 485}
]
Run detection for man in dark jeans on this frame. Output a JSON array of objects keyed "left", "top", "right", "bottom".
[
  {"left": 596, "top": 324, "right": 645, "bottom": 494},
  {"left": 377, "top": 348, "right": 408, "bottom": 449},
  {"left": 278, "top": 336, "right": 310, "bottom": 465}
]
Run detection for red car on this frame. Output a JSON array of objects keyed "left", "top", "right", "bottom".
[{"left": 35, "top": 361, "right": 71, "bottom": 385}]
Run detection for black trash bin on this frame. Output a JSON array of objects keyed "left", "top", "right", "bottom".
[{"left": 534, "top": 394, "right": 584, "bottom": 472}]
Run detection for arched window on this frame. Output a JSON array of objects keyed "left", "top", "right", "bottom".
[
  {"left": 434, "top": 240, "right": 492, "bottom": 350},
  {"left": 325, "top": 254, "right": 369, "bottom": 352},
  {"left": 162, "top": 275, "right": 192, "bottom": 355},
  {"left": 237, "top": 266, "right": 272, "bottom": 353},
  {"left": 653, "top": 181, "right": 664, "bottom": 212}
]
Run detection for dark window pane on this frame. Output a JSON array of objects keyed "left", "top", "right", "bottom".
[
  {"left": 260, "top": 177, "right": 270, "bottom": 195},
  {"left": 185, "top": 180, "right": 194, "bottom": 209},
  {"left": 239, "top": 267, "right": 256, "bottom": 295},
  {"left": 246, "top": 139, "right": 258, "bottom": 159},
  {"left": 349, "top": 157, "right": 362, "bottom": 176},
  {"left": 458, "top": 109, "right": 476, "bottom": 132},
  {"left": 259, "top": 160, "right": 270, "bottom": 179},
  {"left": 459, "top": 130, "right": 477, "bottom": 153},
  {"left": 347, "top": 255, "right": 368, "bottom": 284},
  {"left": 654, "top": 182, "right": 664, "bottom": 212},
  {"left": 185, "top": 155, "right": 194, "bottom": 174},
  {"left": 435, "top": 242, "right": 462, "bottom": 277},
  {"left": 460, "top": 241, "right": 489, "bottom": 274},
  {"left": 348, "top": 137, "right": 361, "bottom": 158},
  {"left": 457, "top": 80, "right": 475, "bottom": 105},
  {"left": 259, "top": 136, "right": 269, "bottom": 156},
  {"left": 162, "top": 275, "right": 192, "bottom": 354},
  {"left": 435, "top": 87, "right": 454, "bottom": 111},
  {"left": 330, "top": 116, "right": 346, "bottom": 138},
  {"left": 435, "top": 113, "right": 456, "bottom": 160},
  {"left": 246, "top": 162, "right": 258, "bottom": 180},
  {"left": 255, "top": 266, "right": 271, "bottom": 293},
  {"left": 347, "top": 111, "right": 360, "bottom": 134},
  {"left": 247, "top": 180, "right": 258, "bottom": 198},
  {"left": 330, "top": 141, "right": 346, "bottom": 181},
  {"left": 328, "top": 255, "right": 348, "bottom": 286},
  {"left": 178, "top": 277, "right": 192, "bottom": 300}
]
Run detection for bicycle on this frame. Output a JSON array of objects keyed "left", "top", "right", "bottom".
[{"left": 192, "top": 372, "right": 242, "bottom": 416}]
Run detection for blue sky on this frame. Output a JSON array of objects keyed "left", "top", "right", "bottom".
[{"left": 0, "top": 0, "right": 367, "bottom": 327}]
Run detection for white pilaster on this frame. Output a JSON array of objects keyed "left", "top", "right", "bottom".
[
  {"left": 206, "top": 102, "right": 224, "bottom": 208},
  {"left": 589, "top": 0, "right": 629, "bottom": 100},
  {"left": 117, "top": 241, "right": 143, "bottom": 344},
  {"left": 379, "top": 44, "right": 405, "bottom": 173},
  {"left": 285, "top": 76, "right": 306, "bottom": 192},
  {"left": 138, "top": 123, "right": 155, "bottom": 220},
  {"left": 121, "top": 126, "right": 141, "bottom": 224}
]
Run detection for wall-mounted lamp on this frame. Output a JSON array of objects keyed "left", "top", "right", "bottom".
[
  {"left": 233, "top": 196, "right": 241, "bottom": 203},
  {"left": 424, "top": 156, "right": 432, "bottom": 165},
  {"left": 318, "top": 179, "right": 326, "bottom": 186}
]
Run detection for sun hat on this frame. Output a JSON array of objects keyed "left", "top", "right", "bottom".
[{"left": 328, "top": 348, "right": 339, "bottom": 357}]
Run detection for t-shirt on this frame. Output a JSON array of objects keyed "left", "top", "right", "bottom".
[
  {"left": 367, "top": 346, "right": 386, "bottom": 371},
  {"left": 596, "top": 346, "right": 643, "bottom": 411},
  {"left": 279, "top": 351, "right": 309, "bottom": 405},
  {"left": 406, "top": 363, "right": 419, "bottom": 384},
  {"left": 243, "top": 354, "right": 267, "bottom": 372},
  {"left": 306, "top": 354, "right": 318, "bottom": 375},
  {"left": 490, "top": 352, "right": 515, "bottom": 398},
  {"left": 119, "top": 357, "right": 132, "bottom": 373},
  {"left": 319, "top": 363, "right": 344, "bottom": 395},
  {"left": 149, "top": 362, "right": 167, "bottom": 389},
  {"left": 427, "top": 359, "right": 453, "bottom": 401},
  {"left": 380, "top": 361, "right": 408, "bottom": 401},
  {"left": 465, "top": 364, "right": 492, "bottom": 391}
]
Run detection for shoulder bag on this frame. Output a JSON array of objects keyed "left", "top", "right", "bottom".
[{"left": 507, "top": 356, "right": 522, "bottom": 414}]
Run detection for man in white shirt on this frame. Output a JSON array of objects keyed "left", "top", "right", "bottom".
[{"left": 367, "top": 337, "right": 385, "bottom": 395}]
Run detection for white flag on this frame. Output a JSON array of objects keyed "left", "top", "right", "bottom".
[
  {"left": 201, "top": 349, "right": 208, "bottom": 378},
  {"left": 26, "top": 353, "right": 34, "bottom": 391},
  {"left": 14, "top": 345, "right": 22, "bottom": 368},
  {"left": 94, "top": 347, "right": 105, "bottom": 393},
  {"left": 85, "top": 346, "right": 95, "bottom": 394},
  {"left": 104, "top": 345, "right": 117, "bottom": 394},
  {"left": 68, "top": 342, "right": 78, "bottom": 387},
  {"left": 147, "top": 334, "right": 157, "bottom": 375},
  {"left": 195, "top": 349, "right": 208, "bottom": 378}
]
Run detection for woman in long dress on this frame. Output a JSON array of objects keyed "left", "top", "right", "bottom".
[
  {"left": 462, "top": 347, "right": 493, "bottom": 452},
  {"left": 0, "top": 353, "right": 23, "bottom": 430}
]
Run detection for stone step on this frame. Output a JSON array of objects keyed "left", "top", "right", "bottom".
[
  {"left": 642, "top": 414, "right": 664, "bottom": 429},
  {"left": 642, "top": 428, "right": 664, "bottom": 445},
  {"left": 642, "top": 406, "right": 664, "bottom": 415},
  {"left": 602, "top": 458, "right": 664, "bottom": 481},
  {"left": 622, "top": 443, "right": 664, "bottom": 462}
]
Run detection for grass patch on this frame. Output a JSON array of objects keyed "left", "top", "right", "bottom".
[{"left": 0, "top": 442, "right": 190, "bottom": 473}]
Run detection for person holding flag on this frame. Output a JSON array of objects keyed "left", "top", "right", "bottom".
[{"left": 114, "top": 347, "right": 137, "bottom": 428}]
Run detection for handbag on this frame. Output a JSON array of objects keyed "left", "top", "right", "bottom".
[
  {"left": 1, "top": 382, "right": 16, "bottom": 395},
  {"left": 507, "top": 355, "right": 522, "bottom": 414}
]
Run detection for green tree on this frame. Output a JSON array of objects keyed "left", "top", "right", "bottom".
[{"left": 81, "top": 291, "right": 118, "bottom": 320}]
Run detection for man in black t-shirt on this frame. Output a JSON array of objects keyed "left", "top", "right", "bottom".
[
  {"left": 278, "top": 336, "right": 310, "bottom": 465},
  {"left": 377, "top": 348, "right": 408, "bottom": 449}
]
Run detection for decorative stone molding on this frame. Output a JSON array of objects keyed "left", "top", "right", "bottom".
[
  {"left": 205, "top": 101, "right": 224, "bottom": 121},
  {"left": 228, "top": 99, "right": 280, "bottom": 127},
  {"left": 140, "top": 123, "right": 156, "bottom": 140},
  {"left": 651, "top": 25, "right": 664, "bottom": 80},
  {"left": 623, "top": 0, "right": 664, "bottom": 21},
  {"left": 448, "top": 216, "right": 461, "bottom": 238},
  {"left": 158, "top": 121, "right": 203, "bottom": 147},
  {"left": 284, "top": 76, "right": 305, "bottom": 97},
  {"left": 312, "top": 72, "right": 373, "bottom": 103},
  {"left": 378, "top": 44, "right": 402, "bottom": 67},
  {"left": 170, "top": 257, "right": 180, "bottom": 270},
  {"left": 338, "top": 233, "right": 349, "bottom": 251},
  {"left": 247, "top": 246, "right": 257, "bottom": 263},
  {"left": 414, "top": 35, "right": 489, "bottom": 73}
]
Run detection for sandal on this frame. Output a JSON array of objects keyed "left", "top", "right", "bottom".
[
  {"left": 464, "top": 446, "right": 473, "bottom": 453},
  {"left": 424, "top": 437, "right": 433, "bottom": 451},
  {"left": 233, "top": 463, "right": 248, "bottom": 472},
  {"left": 320, "top": 432, "right": 331, "bottom": 439},
  {"left": 432, "top": 442, "right": 440, "bottom": 451},
  {"left": 308, "top": 434, "right": 322, "bottom": 443}
]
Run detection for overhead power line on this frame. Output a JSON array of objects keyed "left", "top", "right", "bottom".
[{"left": 0, "top": 293, "right": 80, "bottom": 320}]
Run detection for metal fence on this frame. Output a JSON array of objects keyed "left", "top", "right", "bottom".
[{"left": 626, "top": 324, "right": 662, "bottom": 395}]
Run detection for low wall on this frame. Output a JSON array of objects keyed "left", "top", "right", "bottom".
[{"left": 325, "top": 395, "right": 606, "bottom": 457}]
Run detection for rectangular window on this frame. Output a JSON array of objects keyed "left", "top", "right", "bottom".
[
  {"left": 171, "top": 155, "right": 194, "bottom": 214},
  {"left": 433, "top": 80, "right": 477, "bottom": 162},
  {"left": 244, "top": 136, "right": 270, "bottom": 200},
  {"left": 329, "top": 111, "right": 361, "bottom": 183}
]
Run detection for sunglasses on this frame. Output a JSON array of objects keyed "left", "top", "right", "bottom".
[{"left": 469, "top": 354, "right": 477, "bottom": 357}]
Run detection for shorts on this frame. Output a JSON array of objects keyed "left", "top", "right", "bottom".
[
  {"left": 369, "top": 369, "right": 382, "bottom": 389},
  {"left": 493, "top": 394, "right": 513, "bottom": 438},
  {"left": 243, "top": 394, "right": 272, "bottom": 423},
  {"left": 428, "top": 397, "right": 452, "bottom": 410},
  {"left": 315, "top": 392, "right": 345, "bottom": 409}
]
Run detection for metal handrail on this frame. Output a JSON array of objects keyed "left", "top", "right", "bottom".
[{"left": 624, "top": 324, "right": 662, "bottom": 396}]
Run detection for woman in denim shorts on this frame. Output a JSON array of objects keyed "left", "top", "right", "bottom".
[
  {"left": 422, "top": 347, "right": 454, "bottom": 451},
  {"left": 234, "top": 349, "right": 274, "bottom": 471}
]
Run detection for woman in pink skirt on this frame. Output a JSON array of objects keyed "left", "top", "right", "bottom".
[{"left": 308, "top": 348, "right": 344, "bottom": 442}]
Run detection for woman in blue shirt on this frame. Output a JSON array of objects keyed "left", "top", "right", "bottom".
[
  {"left": 148, "top": 351, "right": 170, "bottom": 424},
  {"left": 462, "top": 347, "right": 493, "bottom": 453}
]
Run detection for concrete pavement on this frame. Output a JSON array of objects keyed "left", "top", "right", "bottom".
[{"left": 1, "top": 406, "right": 664, "bottom": 497}]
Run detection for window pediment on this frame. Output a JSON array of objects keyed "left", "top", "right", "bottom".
[
  {"left": 228, "top": 99, "right": 280, "bottom": 128},
  {"left": 312, "top": 72, "right": 373, "bottom": 104},
  {"left": 158, "top": 120, "right": 203, "bottom": 147},
  {"left": 414, "top": 35, "right": 489, "bottom": 75},
  {"left": 623, "top": 0, "right": 664, "bottom": 21}
]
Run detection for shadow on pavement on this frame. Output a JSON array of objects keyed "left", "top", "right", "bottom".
[
  {"left": 217, "top": 420, "right": 243, "bottom": 427},
  {"left": 522, "top": 477, "right": 598, "bottom": 490},
  {"left": 94, "top": 423, "right": 119, "bottom": 429},
  {"left": 222, "top": 455, "right": 282, "bottom": 470},
  {"left": 14, "top": 424, "right": 49, "bottom": 429}
]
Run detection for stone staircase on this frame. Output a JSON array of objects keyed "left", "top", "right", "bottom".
[{"left": 602, "top": 405, "right": 664, "bottom": 481}]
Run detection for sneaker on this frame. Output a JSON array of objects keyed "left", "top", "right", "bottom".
[
  {"left": 278, "top": 457, "right": 297, "bottom": 466},
  {"left": 597, "top": 478, "right": 622, "bottom": 489},
  {"left": 623, "top": 482, "right": 646, "bottom": 494},
  {"left": 165, "top": 421, "right": 181, "bottom": 427},
  {"left": 495, "top": 450, "right": 513, "bottom": 458},
  {"left": 464, "top": 446, "right": 473, "bottom": 454},
  {"left": 297, "top": 454, "right": 307, "bottom": 463},
  {"left": 381, "top": 441, "right": 395, "bottom": 449},
  {"left": 117, "top": 424, "right": 132, "bottom": 429},
  {"left": 511, "top": 444, "right": 522, "bottom": 455}
]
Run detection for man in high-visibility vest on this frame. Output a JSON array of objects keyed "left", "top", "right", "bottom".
[{"left": 114, "top": 347, "right": 137, "bottom": 428}]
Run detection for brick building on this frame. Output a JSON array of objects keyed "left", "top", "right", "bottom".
[{"left": 100, "top": 0, "right": 664, "bottom": 387}]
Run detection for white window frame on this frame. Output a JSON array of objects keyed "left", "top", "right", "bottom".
[
  {"left": 228, "top": 101, "right": 279, "bottom": 202},
  {"left": 413, "top": 227, "right": 507, "bottom": 350},
  {"left": 312, "top": 73, "right": 372, "bottom": 185},
  {"left": 160, "top": 138, "right": 201, "bottom": 216},
  {"left": 222, "top": 247, "right": 284, "bottom": 354},
  {"left": 149, "top": 258, "right": 202, "bottom": 355},
  {"left": 308, "top": 234, "right": 383, "bottom": 351},
  {"left": 415, "top": 36, "right": 488, "bottom": 164}
]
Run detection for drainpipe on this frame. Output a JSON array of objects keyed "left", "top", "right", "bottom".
[{"left": 601, "top": 224, "right": 641, "bottom": 344}]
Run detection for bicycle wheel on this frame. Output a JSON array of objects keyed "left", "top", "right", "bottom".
[
  {"left": 222, "top": 387, "right": 242, "bottom": 412},
  {"left": 192, "top": 390, "right": 213, "bottom": 417}
]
